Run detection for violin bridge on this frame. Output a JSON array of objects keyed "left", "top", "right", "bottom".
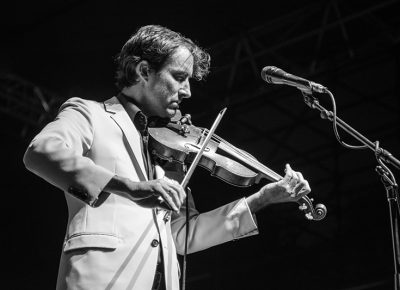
[{"left": 197, "top": 129, "right": 206, "bottom": 145}]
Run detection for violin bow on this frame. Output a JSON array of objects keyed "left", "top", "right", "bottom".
[{"left": 180, "top": 107, "right": 227, "bottom": 188}]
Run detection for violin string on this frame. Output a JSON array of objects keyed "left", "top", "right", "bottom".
[
  {"left": 203, "top": 128, "right": 260, "bottom": 163},
  {"left": 202, "top": 128, "right": 282, "bottom": 179},
  {"left": 211, "top": 132, "right": 279, "bottom": 177}
]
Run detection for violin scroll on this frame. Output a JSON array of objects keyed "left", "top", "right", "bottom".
[{"left": 297, "top": 196, "right": 327, "bottom": 221}]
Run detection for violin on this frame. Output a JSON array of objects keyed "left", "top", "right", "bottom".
[{"left": 148, "top": 116, "right": 327, "bottom": 221}]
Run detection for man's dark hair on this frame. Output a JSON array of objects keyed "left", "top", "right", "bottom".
[{"left": 115, "top": 25, "right": 211, "bottom": 90}]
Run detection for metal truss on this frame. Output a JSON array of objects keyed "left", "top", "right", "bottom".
[
  {"left": 191, "top": 0, "right": 400, "bottom": 191},
  {"left": 194, "top": 0, "right": 399, "bottom": 113},
  {"left": 0, "top": 73, "right": 64, "bottom": 138}
]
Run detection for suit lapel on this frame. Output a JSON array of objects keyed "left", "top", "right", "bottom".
[{"left": 104, "top": 97, "right": 148, "bottom": 181}]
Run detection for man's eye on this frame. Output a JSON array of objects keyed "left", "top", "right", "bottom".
[{"left": 175, "top": 75, "right": 186, "bottom": 82}]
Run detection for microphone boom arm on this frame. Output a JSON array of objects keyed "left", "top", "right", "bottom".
[{"left": 302, "top": 92, "right": 400, "bottom": 169}]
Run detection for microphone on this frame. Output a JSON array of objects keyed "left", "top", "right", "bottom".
[{"left": 261, "top": 66, "right": 328, "bottom": 93}]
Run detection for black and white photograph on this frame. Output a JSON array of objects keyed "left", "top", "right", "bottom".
[{"left": 1, "top": 1, "right": 400, "bottom": 289}]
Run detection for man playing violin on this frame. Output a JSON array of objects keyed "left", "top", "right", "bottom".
[{"left": 23, "top": 25, "right": 311, "bottom": 290}]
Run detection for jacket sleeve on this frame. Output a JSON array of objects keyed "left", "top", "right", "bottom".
[
  {"left": 23, "top": 97, "right": 115, "bottom": 206},
  {"left": 171, "top": 191, "right": 259, "bottom": 255}
]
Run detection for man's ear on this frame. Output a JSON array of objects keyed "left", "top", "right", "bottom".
[{"left": 136, "top": 60, "right": 151, "bottom": 82}]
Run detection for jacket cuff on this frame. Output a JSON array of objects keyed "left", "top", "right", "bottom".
[
  {"left": 228, "top": 197, "right": 259, "bottom": 240},
  {"left": 67, "top": 166, "right": 114, "bottom": 206}
]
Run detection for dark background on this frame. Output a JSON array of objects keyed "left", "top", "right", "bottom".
[{"left": 1, "top": 0, "right": 400, "bottom": 289}]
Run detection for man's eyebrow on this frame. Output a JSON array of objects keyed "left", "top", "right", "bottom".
[{"left": 171, "top": 69, "right": 191, "bottom": 78}]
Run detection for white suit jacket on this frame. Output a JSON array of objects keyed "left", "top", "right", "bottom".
[{"left": 23, "top": 97, "right": 259, "bottom": 290}]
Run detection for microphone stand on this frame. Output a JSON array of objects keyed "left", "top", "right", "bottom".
[{"left": 302, "top": 92, "right": 400, "bottom": 289}]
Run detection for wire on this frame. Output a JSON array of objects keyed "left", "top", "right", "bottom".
[{"left": 326, "top": 89, "right": 368, "bottom": 150}]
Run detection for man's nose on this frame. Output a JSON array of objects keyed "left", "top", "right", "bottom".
[{"left": 179, "top": 83, "right": 191, "bottom": 99}]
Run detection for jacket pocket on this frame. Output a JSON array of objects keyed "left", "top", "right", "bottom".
[{"left": 63, "top": 232, "right": 121, "bottom": 252}]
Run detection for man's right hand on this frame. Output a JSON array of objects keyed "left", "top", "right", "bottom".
[{"left": 104, "top": 175, "right": 186, "bottom": 213}]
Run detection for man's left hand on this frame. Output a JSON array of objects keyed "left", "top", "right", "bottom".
[{"left": 246, "top": 164, "right": 311, "bottom": 213}]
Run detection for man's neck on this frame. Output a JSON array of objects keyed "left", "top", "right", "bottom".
[
  {"left": 121, "top": 86, "right": 140, "bottom": 102},
  {"left": 121, "top": 86, "right": 150, "bottom": 116}
]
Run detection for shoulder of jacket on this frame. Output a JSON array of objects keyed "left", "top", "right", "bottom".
[{"left": 59, "top": 97, "right": 103, "bottom": 112}]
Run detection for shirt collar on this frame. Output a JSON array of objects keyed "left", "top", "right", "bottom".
[{"left": 117, "top": 92, "right": 170, "bottom": 133}]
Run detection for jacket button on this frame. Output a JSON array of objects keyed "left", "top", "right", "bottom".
[
  {"left": 151, "top": 239, "right": 159, "bottom": 247},
  {"left": 163, "top": 213, "right": 170, "bottom": 222}
]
